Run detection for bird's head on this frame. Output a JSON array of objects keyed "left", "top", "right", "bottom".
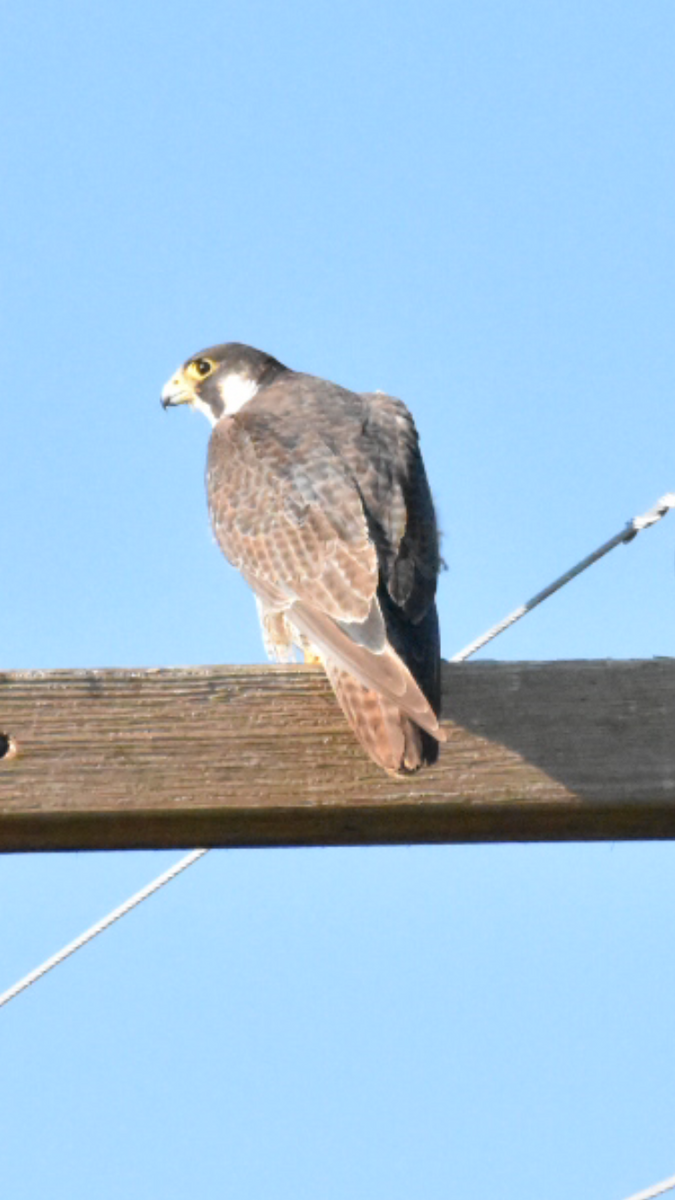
[{"left": 161, "top": 342, "right": 287, "bottom": 425}]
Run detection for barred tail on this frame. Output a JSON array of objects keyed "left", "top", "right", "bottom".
[{"left": 322, "top": 661, "right": 439, "bottom": 775}]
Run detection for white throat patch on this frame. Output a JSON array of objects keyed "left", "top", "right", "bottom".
[
  {"left": 192, "top": 394, "right": 219, "bottom": 426},
  {"left": 218, "top": 373, "right": 260, "bottom": 416}
]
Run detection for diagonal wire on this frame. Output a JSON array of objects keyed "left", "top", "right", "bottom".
[
  {"left": 0, "top": 849, "right": 208, "bottom": 1009},
  {"left": 2, "top": 490, "right": 674, "bottom": 1010},
  {"left": 451, "top": 492, "right": 675, "bottom": 662},
  {"left": 620, "top": 1172, "right": 675, "bottom": 1200}
]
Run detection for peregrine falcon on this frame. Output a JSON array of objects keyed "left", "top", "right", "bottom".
[{"left": 162, "top": 343, "right": 444, "bottom": 773}]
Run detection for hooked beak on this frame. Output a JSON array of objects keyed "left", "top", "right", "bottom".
[{"left": 161, "top": 368, "right": 196, "bottom": 411}]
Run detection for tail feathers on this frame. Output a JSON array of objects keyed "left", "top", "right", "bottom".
[{"left": 323, "top": 662, "right": 439, "bottom": 774}]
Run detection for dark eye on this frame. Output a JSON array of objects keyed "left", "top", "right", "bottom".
[{"left": 194, "top": 359, "right": 212, "bottom": 376}]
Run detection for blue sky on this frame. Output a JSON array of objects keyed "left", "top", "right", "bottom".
[{"left": 1, "top": 1, "right": 674, "bottom": 1197}]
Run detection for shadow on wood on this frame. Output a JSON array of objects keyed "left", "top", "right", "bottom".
[{"left": 441, "top": 659, "right": 675, "bottom": 840}]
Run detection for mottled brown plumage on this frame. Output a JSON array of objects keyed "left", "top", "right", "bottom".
[{"left": 162, "top": 344, "right": 444, "bottom": 773}]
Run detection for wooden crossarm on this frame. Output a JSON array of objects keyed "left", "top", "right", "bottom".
[{"left": 0, "top": 659, "right": 674, "bottom": 851}]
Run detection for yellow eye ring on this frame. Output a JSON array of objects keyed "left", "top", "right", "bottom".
[{"left": 187, "top": 358, "right": 213, "bottom": 379}]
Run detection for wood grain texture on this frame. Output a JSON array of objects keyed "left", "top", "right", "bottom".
[{"left": 0, "top": 659, "right": 674, "bottom": 850}]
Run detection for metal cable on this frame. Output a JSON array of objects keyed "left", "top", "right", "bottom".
[
  {"left": 451, "top": 492, "right": 675, "bottom": 662},
  {"left": 0, "top": 849, "right": 208, "bottom": 1009},
  {"left": 620, "top": 1173, "right": 675, "bottom": 1200}
]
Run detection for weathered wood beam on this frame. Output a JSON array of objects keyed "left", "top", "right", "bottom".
[{"left": 0, "top": 660, "right": 674, "bottom": 851}]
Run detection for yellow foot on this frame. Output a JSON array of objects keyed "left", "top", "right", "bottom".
[{"left": 303, "top": 649, "right": 323, "bottom": 666}]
